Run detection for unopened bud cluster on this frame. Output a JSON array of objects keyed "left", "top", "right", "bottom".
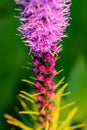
[{"left": 32, "top": 52, "right": 56, "bottom": 128}]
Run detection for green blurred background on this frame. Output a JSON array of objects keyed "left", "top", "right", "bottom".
[{"left": 0, "top": 0, "right": 87, "bottom": 129}]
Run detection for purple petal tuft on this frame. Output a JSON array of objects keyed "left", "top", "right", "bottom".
[{"left": 15, "top": 0, "right": 71, "bottom": 55}]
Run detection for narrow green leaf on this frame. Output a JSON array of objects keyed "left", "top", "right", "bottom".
[
  {"left": 22, "top": 66, "right": 30, "bottom": 70},
  {"left": 19, "top": 111, "right": 39, "bottom": 115},
  {"left": 18, "top": 94, "right": 34, "bottom": 103},
  {"left": 69, "top": 123, "right": 86, "bottom": 130},
  {"left": 18, "top": 97, "right": 28, "bottom": 109},
  {"left": 18, "top": 97, "right": 37, "bottom": 121},
  {"left": 32, "top": 93, "right": 41, "bottom": 96},
  {"left": 56, "top": 69, "right": 64, "bottom": 75},
  {"left": 62, "top": 91, "right": 71, "bottom": 96},
  {"left": 60, "top": 101, "right": 76, "bottom": 111},
  {"left": 45, "top": 121, "right": 49, "bottom": 130},
  {"left": 21, "top": 79, "right": 34, "bottom": 85},
  {"left": 20, "top": 91, "right": 36, "bottom": 100},
  {"left": 52, "top": 83, "right": 68, "bottom": 130},
  {"left": 56, "top": 77, "right": 65, "bottom": 88},
  {"left": 27, "top": 62, "right": 32, "bottom": 66},
  {"left": 58, "top": 107, "right": 78, "bottom": 130},
  {"left": 29, "top": 76, "right": 36, "bottom": 80},
  {"left": 4, "top": 114, "right": 33, "bottom": 130},
  {"left": 55, "top": 55, "right": 60, "bottom": 60}
]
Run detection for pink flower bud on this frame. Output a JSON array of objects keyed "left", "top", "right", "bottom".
[
  {"left": 33, "top": 67, "right": 38, "bottom": 74},
  {"left": 48, "top": 66, "right": 56, "bottom": 74},
  {"left": 34, "top": 81, "right": 41, "bottom": 88},
  {"left": 45, "top": 77, "right": 51, "bottom": 84},
  {"left": 36, "top": 74, "right": 44, "bottom": 81},
  {"left": 47, "top": 91, "right": 56, "bottom": 98},
  {"left": 40, "top": 87, "right": 46, "bottom": 93},
  {"left": 46, "top": 114, "right": 53, "bottom": 122},
  {"left": 48, "top": 103, "right": 56, "bottom": 111},
  {"left": 44, "top": 53, "right": 56, "bottom": 65},
  {"left": 33, "top": 58, "right": 40, "bottom": 66},
  {"left": 39, "top": 65, "right": 46, "bottom": 72},
  {"left": 49, "top": 81, "right": 56, "bottom": 90},
  {"left": 36, "top": 94, "right": 43, "bottom": 101},
  {"left": 43, "top": 100, "right": 48, "bottom": 106},
  {"left": 50, "top": 57, "right": 55, "bottom": 63}
]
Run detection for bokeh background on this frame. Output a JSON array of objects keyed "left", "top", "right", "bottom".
[{"left": 0, "top": 0, "right": 87, "bottom": 129}]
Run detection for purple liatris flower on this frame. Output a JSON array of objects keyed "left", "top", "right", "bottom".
[
  {"left": 15, "top": 0, "right": 71, "bottom": 55},
  {"left": 9, "top": 0, "right": 71, "bottom": 129},
  {"left": 4, "top": 1, "right": 86, "bottom": 130}
]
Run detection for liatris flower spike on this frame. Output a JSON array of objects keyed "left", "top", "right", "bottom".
[{"left": 4, "top": 0, "right": 86, "bottom": 130}]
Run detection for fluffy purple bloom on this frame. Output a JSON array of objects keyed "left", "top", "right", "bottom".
[{"left": 15, "top": 0, "right": 71, "bottom": 55}]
